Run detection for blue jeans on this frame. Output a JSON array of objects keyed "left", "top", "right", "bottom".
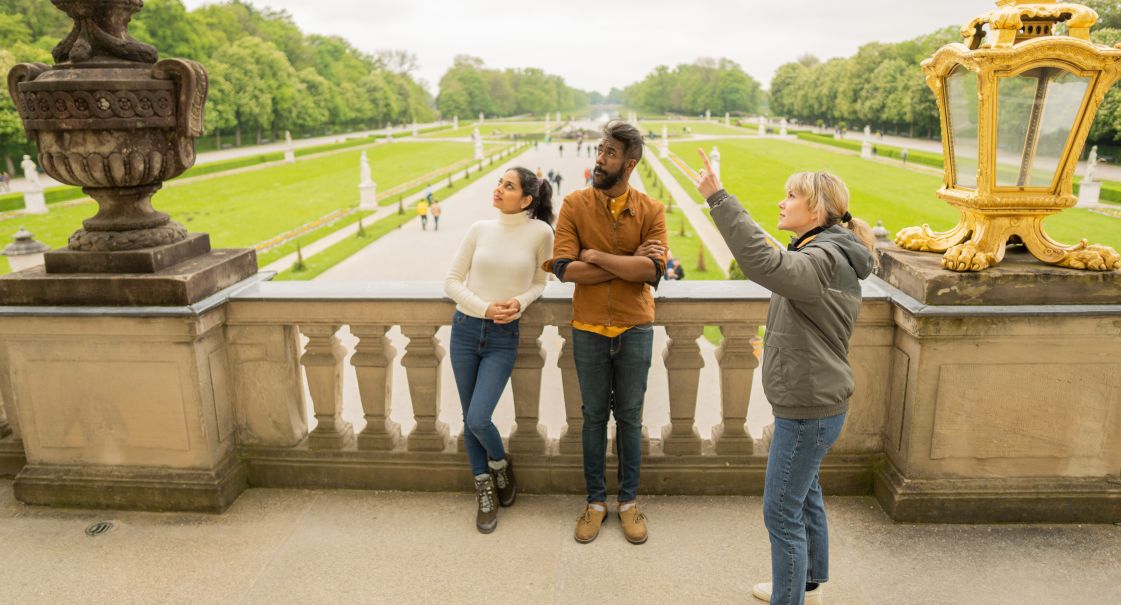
[
  {"left": 449, "top": 311, "right": 519, "bottom": 476},
  {"left": 763, "top": 413, "right": 847, "bottom": 605},
  {"left": 572, "top": 324, "right": 654, "bottom": 503}
]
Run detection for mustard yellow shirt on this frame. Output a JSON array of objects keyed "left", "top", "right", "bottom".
[{"left": 572, "top": 190, "right": 634, "bottom": 338}]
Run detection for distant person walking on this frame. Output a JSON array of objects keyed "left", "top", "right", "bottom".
[
  {"left": 559, "top": 144, "right": 564, "bottom": 158},
  {"left": 552, "top": 170, "right": 563, "bottom": 195},
  {"left": 0, "top": 172, "right": 10, "bottom": 193},
  {"left": 417, "top": 198, "right": 430, "bottom": 231},
  {"left": 425, "top": 184, "right": 435, "bottom": 204},
  {"left": 584, "top": 167, "right": 592, "bottom": 187},
  {"left": 696, "top": 150, "right": 875, "bottom": 605},
  {"left": 430, "top": 201, "right": 442, "bottom": 231},
  {"left": 444, "top": 166, "right": 555, "bottom": 534},
  {"left": 900, "top": 148, "right": 909, "bottom": 165}
]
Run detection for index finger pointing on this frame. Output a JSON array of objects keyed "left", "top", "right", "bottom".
[{"left": 697, "top": 148, "right": 714, "bottom": 173}]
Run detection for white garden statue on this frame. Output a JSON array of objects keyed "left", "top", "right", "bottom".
[
  {"left": 1085, "top": 145, "right": 1099, "bottom": 182},
  {"left": 21, "top": 155, "right": 40, "bottom": 188}
]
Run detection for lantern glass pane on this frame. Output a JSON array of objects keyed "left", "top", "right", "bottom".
[
  {"left": 946, "top": 66, "right": 980, "bottom": 188},
  {"left": 996, "top": 67, "right": 1090, "bottom": 187}
]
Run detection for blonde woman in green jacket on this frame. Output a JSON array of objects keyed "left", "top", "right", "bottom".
[{"left": 696, "top": 150, "right": 875, "bottom": 605}]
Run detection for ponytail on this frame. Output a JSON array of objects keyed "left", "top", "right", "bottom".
[
  {"left": 845, "top": 217, "right": 877, "bottom": 261},
  {"left": 510, "top": 166, "right": 555, "bottom": 226}
]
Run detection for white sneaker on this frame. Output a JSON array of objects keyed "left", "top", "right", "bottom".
[{"left": 752, "top": 581, "right": 823, "bottom": 604}]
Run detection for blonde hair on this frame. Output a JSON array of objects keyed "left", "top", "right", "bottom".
[{"left": 784, "top": 171, "right": 876, "bottom": 258}]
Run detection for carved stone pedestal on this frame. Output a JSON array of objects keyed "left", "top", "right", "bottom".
[
  {"left": 0, "top": 301, "right": 251, "bottom": 512},
  {"left": 873, "top": 246, "right": 1121, "bottom": 522}
]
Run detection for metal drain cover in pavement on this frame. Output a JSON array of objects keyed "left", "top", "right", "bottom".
[{"left": 85, "top": 521, "right": 115, "bottom": 537}]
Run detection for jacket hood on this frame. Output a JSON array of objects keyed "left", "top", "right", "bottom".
[{"left": 810, "top": 226, "right": 875, "bottom": 280}]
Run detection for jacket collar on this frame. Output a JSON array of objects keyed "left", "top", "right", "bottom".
[{"left": 788, "top": 226, "right": 827, "bottom": 251}]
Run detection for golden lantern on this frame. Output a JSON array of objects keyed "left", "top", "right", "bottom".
[{"left": 896, "top": 1, "right": 1121, "bottom": 271}]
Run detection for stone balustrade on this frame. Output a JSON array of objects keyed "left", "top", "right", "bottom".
[
  {"left": 221, "top": 280, "right": 895, "bottom": 496},
  {"left": 3, "top": 275, "right": 1117, "bottom": 522}
]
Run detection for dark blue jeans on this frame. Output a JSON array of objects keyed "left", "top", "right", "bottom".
[
  {"left": 449, "top": 311, "right": 519, "bottom": 476},
  {"left": 763, "top": 413, "right": 846, "bottom": 605},
  {"left": 572, "top": 324, "right": 654, "bottom": 503}
]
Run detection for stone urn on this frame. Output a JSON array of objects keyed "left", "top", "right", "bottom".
[
  {"left": 1, "top": 0, "right": 256, "bottom": 306},
  {"left": 7, "top": 0, "right": 206, "bottom": 252}
]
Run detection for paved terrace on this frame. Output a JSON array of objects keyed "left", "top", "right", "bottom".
[{"left": 1, "top": 480, "right": 1118, "bottom": 604}]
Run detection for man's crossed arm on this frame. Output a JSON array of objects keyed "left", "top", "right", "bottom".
[{"left": 562, "top": 239, "right": 665, "bottom": 284}]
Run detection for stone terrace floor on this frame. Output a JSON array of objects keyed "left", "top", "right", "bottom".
[{"left": 1, "top": 481, "right": 1118, "bottom": 604}]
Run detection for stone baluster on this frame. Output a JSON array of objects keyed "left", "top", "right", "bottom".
[
  {"left": 300, "top": 324, "right": 354, "bottom": 449},
  {"left": 713, "top": 323, "right": 758, "bottom": 455},
  {"left": 508, "top": 322, "right": 547, "bottom": 454},
  {"left": 661, "top": 324, "right": 705, "bottom": 455},
  {"left": 401, "top": 325, "right": 449, "bottom": 452},
  {"left": 556, "top": 325, "right": 585, "bottom": 455},
  {"left": 351, "top": 324, "right": 401, "bottom": 451}
]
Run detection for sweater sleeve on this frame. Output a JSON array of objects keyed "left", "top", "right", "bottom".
[
  {"left": 514, "top": 226, "right": 555, "bottom": 314},
  {"left": 709, "top": 192, "right": 831, "bottom": 303},
  {"left": 443, "top": 223, "right": 491, "bottom": 317}
]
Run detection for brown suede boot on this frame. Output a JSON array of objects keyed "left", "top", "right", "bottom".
[{"left": 574, "top": 504, "right": 607, "bottom": 544}]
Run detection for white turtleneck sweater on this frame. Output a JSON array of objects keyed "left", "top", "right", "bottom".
[{"left": 444, "top": 211, "right": 555, "bottom": 320}]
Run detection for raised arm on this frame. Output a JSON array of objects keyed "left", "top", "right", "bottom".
[{"left": 695, "top": 149, "right": 829, "bottom": 302}]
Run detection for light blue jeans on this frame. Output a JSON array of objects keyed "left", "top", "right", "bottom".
[
  {"left": 449, "top": 311, "right": 519, "bottom": 476},
  {"left": 763, "top": 413, "right": 847, "bottom": 605}
]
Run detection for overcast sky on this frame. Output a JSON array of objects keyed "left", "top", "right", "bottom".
[{"left": 181, "top": 0, "right": 989, "bottom": 93}]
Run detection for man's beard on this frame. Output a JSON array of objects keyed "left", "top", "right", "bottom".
[{"left": 592, "top": 165, "right": 625, "bottom": 190}]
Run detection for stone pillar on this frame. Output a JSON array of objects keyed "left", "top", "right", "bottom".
[
  {"left": 660, "top": 125, "right": 669, "bottom": 159},
  {"left": 227, "top": 324, "right": 306, "bottom": 447},
  {"left": 556, "top": 325, "right": 585, "bottom": 455},
  {"left": 1077, "top": 180, "right": 1101, "bottom": 207},
  {"left": 780, "top": 118, "right": 788, "bottom": 137},
  {"left": 359, "top": 151, "right": 377, "bottom": 211},
  {"left": 453, "top": 115, "right": 458, "bottom": 129},
  {"left": 758, "top": 116, "right": 766, "bottom": 136},
  {"left": 725, "top": 112, "right": 730, "bottom": 126},
  {"left": 352, "top": 324, "right": 401, "bottom": 451},
  {"left": 661, "top": 324, "right": 704, "bottom": 455},
  {"left": 283, "top": 131, "right": 295, "bottom": 163},
  {"left": 18, "top": 155, "right": 46, "bottom": 214},
  {"left": 712, "top": 323, "right": 757, "bottom": 455},
  {"left": 3, "top": 227, "right": 50, "bottom": 272},
  {"left": 401, "top": 325, "right": 449, "bottom": 452},
  {"left": 508, "top": 321, "right": 547, "bottom": 455},
  {"left": 300, "top": 324, "right": 354, "bottom": 449}
]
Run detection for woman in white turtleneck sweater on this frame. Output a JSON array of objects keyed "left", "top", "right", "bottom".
[{"left": 444, "top": 167, "right": 555, "bottom": 534}]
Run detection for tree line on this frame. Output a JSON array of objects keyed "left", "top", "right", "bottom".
[
  {"left": 622, "top": 58, "right": 764, "bottom": 116},
  {"left": 0, "top": 0, "right": 593, "bottom": 175},
  {"left": 768, "top": 1, "right": 1121, "bottom": 146},
  {"left": 436, "top": 55, "right": 589, "bottom": 119}
]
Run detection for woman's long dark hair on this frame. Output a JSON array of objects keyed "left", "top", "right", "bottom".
[{"left": 509, "top": 166, "right": 555, "bottom": 225}]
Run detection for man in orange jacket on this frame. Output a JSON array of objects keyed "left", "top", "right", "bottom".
[{"left": 543, "top": 121, "right": 667, "bottom": 546}]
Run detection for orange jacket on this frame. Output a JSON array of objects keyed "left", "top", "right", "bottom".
[{"left": 543, "top": 186, "right": 668, "bottom": 326}]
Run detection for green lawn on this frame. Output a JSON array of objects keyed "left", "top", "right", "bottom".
[
  {"left": 0, "top": 141, "right": 482, "bottom": 275},
  {"left": 640, "top": 121, "right": 753, "bottom": 137},
  {"left": 421, "top": 122, "right": 551, "bottom": 138},
  {"left": 667, "top": 138, "right": 1121, "bottom": 251}
]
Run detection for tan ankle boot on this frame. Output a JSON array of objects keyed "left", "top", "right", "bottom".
[
  {"left": 618, "top": 503, "right": 647, "bottom": 544},
  {"left": 574, "top": 504, "right": 607, "bottom": 543}
]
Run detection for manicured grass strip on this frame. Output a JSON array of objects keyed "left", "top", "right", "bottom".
[
  {"left": 668, "top": 138, "right": 1121, "bottom": 252},
  {"left": 637, "top": 158, "right": 724, "bottom": 345},
  {"left": 421, "top": 123, "right": 552, "bottom": 138},
  {"left": 0, "top": 141, "right": 480, "bottom": 276},
  {"left": 274, "top": 211, "right": 415, "bottom": 281},
  {"left": 640, "top": 120, "right": 754, "bottom": 136},
  {"left": 257, "top": 143, "right": 528, "bottom": 268},
  {"left": 794, "top": 131, "right": 945, "bottom": 170}
]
